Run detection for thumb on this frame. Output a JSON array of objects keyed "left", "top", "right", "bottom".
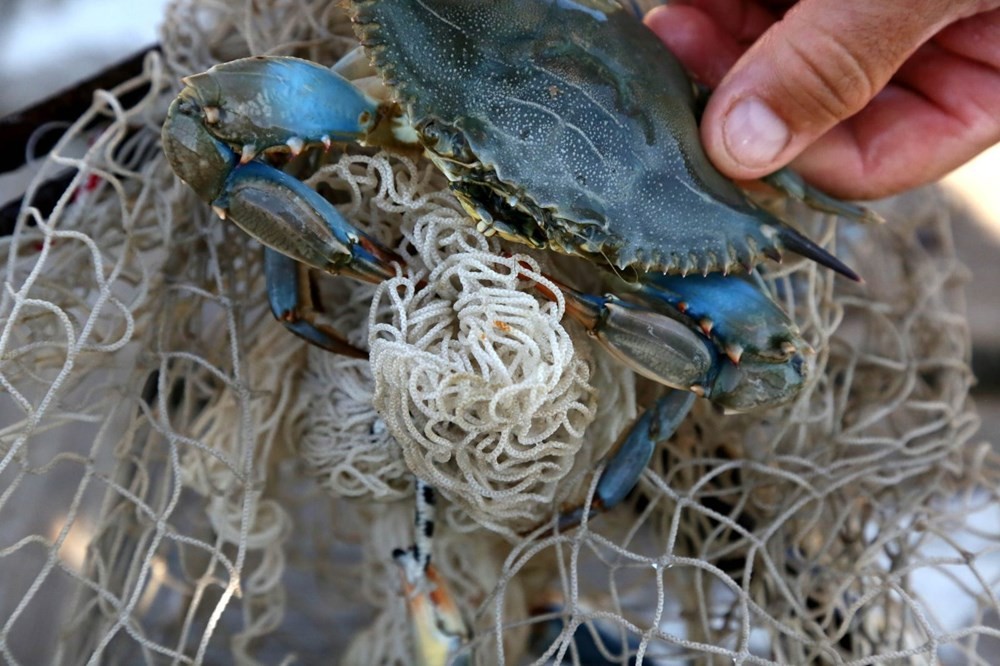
[{"left": 701, "top": 0, "right": 960, "bottom": 179}]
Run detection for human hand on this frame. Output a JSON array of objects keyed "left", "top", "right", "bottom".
[{"left": 645, "top": 1, "right": 1000, "bottom": 199}]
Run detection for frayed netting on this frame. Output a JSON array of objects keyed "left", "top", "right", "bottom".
[{"left": 0, "top": 0, "right": 997, "bottom": 664}]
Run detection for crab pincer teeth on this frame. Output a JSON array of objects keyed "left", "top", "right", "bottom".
[
  {"left": 780, "top": 340, "right": 798, "bottom": 357},
  {"left": 239, "top": 144, "right": 258, "bottom": 164},
  {"left": 285, "top": 136, "right": 306, "bottom": 156},
  {"left": 699, "top": 318, "right": 714, "bottom": 336},
  {"left": 203, "top": 105, "right": 221, "bottom": 125},
  {"left": 725, "top": 343, "right": 744, "bottom": 366}
]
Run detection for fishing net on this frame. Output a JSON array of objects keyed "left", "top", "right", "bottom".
[{"left": 1, "top": 0, "right": 996, "bottom": 664}]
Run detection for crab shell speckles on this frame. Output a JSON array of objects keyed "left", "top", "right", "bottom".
[{"left": 347, "top": 0, "right": 856, "bottom": 280}]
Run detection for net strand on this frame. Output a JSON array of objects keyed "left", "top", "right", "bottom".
[{"left": 0, "top": 1, "right": 995, "bottom": 664}]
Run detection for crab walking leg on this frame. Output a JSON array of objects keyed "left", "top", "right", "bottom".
[
  {"left": 556, "top": 391, "right": 695, "bottom": 532},
  {"left": 393, "top": 481, "right": 470, "bottom": 666},
  {"left": 763, "top": 168, "right": 885, "bottom": 225},
  {"left": 264, "top": 249, "right": 368, "bottom": 358}
]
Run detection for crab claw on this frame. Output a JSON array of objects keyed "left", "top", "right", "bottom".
[
  {"left": 634, "top": 272, "right": 807, "bottom": 364},
  {"left": 163, "top": 85, "right": 399, "bottom": 285},
  {"left": 541, "top": 274, "right": 810, "bottom": 413},
  {"left": 216, "top": 160, "right": 400, "bottom": 283},
  {"left": 162, "top": 73, "right": 402, "bottom": 357},
  {"left": 708, "top": 348, "right": 813, "bottom": 413},
  {"left": 556, "top": 281, "right": 716, "bottom": 395}
]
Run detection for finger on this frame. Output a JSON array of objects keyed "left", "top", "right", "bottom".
[
  {"left": 668, "top": 0, "right": 778, "bottom": 43},
  {"left": 644, "top": 5, "right": 744, "bottom": 86},
  {"left": 787, "top": 42, "right": 1000, "bottom": 197},
  {"left": 932, "top": 8, "right": 1000, "bottom": 69},
  {"left": 699, "top": 0, "right": 969, "bottom": 180}
]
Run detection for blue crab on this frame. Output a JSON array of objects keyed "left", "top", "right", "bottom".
[{"left": 161, "top": 0, "right": 871, "bottom": 651}]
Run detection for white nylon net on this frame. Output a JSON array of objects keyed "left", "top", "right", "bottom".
[{"left": 1, "top": 1, "right": 997, "bottom": 664}]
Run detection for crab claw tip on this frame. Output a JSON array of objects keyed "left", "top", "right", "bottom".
[{"left": 212, "top": 205, "right": 227, "bottom": 220}]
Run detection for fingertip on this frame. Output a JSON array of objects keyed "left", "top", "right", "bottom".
[
  {"left": 700, "top": 92, "right": 799, "bottom": 181},
  {"left": 724, "top": 96, "right": 791, "bottom": 174}
]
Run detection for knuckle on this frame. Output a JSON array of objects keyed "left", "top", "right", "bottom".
[{"left": 780, "top": 27, "right": 880, "bottom": 125}]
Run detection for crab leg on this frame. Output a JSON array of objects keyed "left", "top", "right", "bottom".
[
  {"left": 555, "top": 390, "right": 695, "bottom": 532},
  {"left": 763, "top": 167, "right": 884, "bottom": 225},
  {"left": 264, "top": 249, "right": 368, "bottom": 357},
  {"left": 393, "top": 481, "right": 470, "bottom": 666}
]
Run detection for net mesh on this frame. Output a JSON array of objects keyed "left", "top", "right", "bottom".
[{"left": 1, "top": 0, "right": 997, "bottom": 664}]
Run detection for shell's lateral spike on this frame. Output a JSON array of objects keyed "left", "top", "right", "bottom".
[{"left": 775, "top": 222, "right": 861, "bottom": 282}]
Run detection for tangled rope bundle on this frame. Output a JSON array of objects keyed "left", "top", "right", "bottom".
[{"left": 0, "top": 1, "right": 996, "bottom": 664}]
